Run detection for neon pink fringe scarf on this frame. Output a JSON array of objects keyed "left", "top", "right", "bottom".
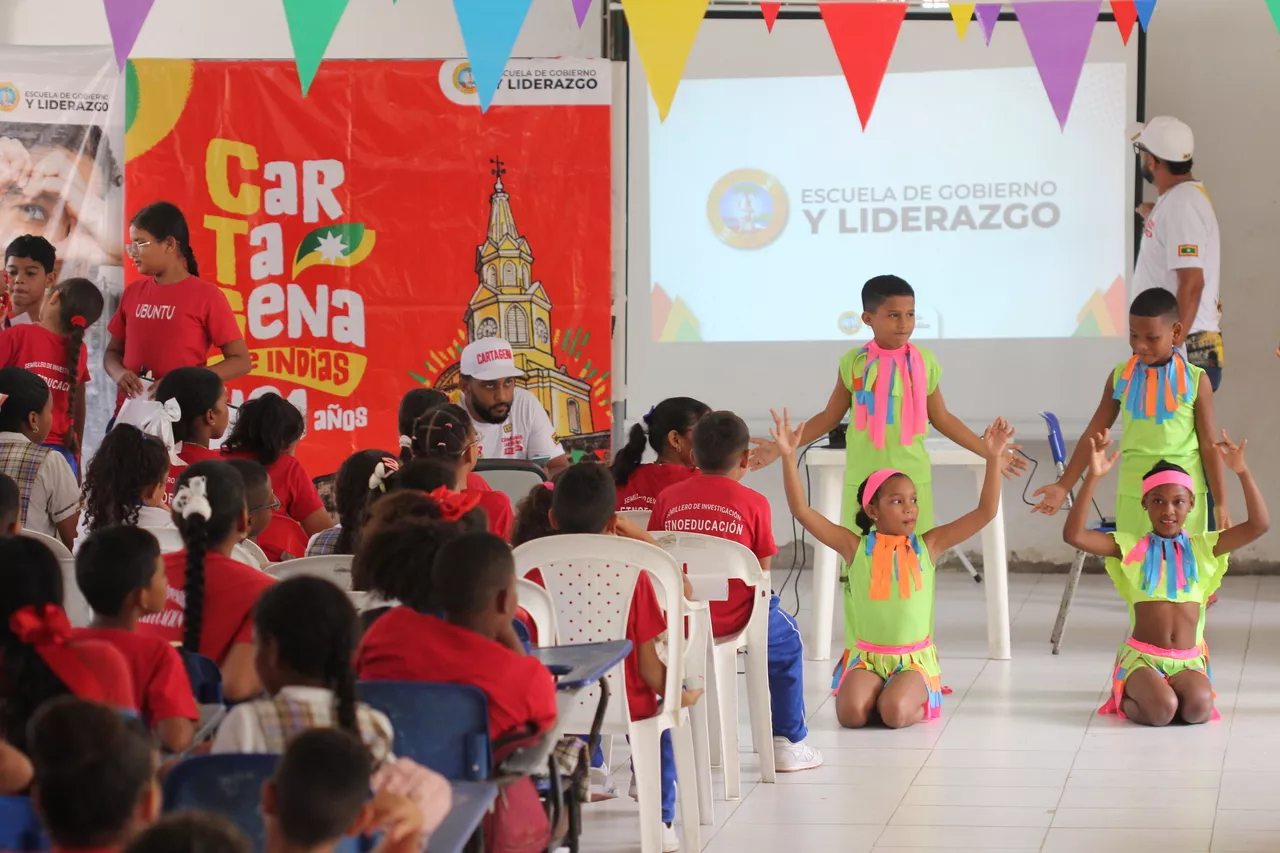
[{"left": 853, "top": 342, "right": 928, "bottom": 449}]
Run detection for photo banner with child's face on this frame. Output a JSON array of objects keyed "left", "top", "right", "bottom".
[
  {"left": 124, "top": 58, "right": 613, "bottom": 477},
  {"left": 0, "top": 46, "right": 126, "bottom": 453}
]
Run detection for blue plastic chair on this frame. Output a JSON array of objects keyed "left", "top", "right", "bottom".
[
  {"left": 357, "top": 682, "right": 492, "bottom": 781},
  {"left": 181, "top": 650, "right": 224, "bottom": 705},
  {"left": 0, "top": 796, "right": 48, "bottom": 851},
  {"left": 1040, "top": 412, "right": 1117, "bottom": 654}
]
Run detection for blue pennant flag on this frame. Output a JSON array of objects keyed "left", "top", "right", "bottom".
[{"left": 451, "top": 0, "right": 535, "bottom": 112}]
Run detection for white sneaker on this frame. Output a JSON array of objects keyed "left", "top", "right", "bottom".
[
  {"left": 588, "top": 766, "right": 617, "bottom": 802},
  {"left": 661, "top": 822, "right": 680, "bottom": 852},
  {"left": 773, "top": 736, "right": 823, "bottom": 772}
]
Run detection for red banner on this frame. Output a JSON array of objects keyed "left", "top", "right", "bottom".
[{"left": 125, "top": 58, "right": 613, "bottom": 475}]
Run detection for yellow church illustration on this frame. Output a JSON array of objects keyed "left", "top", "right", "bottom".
[{"left": 434, "top": 160, "right": 596, "bottom": 441}]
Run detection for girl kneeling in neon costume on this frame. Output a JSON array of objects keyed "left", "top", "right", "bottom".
[
  {"left": 1065, "top": 428, "right": 1269, "bottom": 726},
  {"left": 772, "top": 408, "right": 1013, "bottom": 729}
]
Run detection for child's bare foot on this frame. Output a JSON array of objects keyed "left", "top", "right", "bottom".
[{"left": 680, "top": 688, "right": 705, "bottom": 707}]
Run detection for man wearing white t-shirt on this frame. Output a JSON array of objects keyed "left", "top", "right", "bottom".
[
  {"left": 459, "top": 337, "right": 569, "bottom": 474},
  {"left": 1130, "top": 117, "right": 1224, "bottom": 390}
]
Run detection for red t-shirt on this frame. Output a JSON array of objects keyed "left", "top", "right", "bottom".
[
  {"left": 72, "top": 627, "right": 199, "bottom": 727},
  {"left": 255, "top": 512, "right": 309, "bottom": 562},
  {"left": 54, "top": 638, "right": 139, "bottom": 713},
  {"left": 466, "top": 472, "right": 491, "bottom": 491},
  {"left": 165, "top": 443, "right": 225, "bottom": 501},
  {"left": 524, "top": 564, "right": 666, "bottom": 721},
  {"left": 136, "top": 551, "right": 274, "bottom": 666},
  {"left": 106, "top": 276, "right": 242, "bottom": 409},
  {"left": 473, "top": 489, "right": 513, "bottom": 540},
  {"left": 224, "top": 451, "right": 325, "bottom": 524},
  {"left": 0, "top": 324, "right": 90, "bottom": 446},
  {"left": 616, "top": 464, "right": 699, "bottom": 511},
  {"left": 356, "top": 608, "right": 558, "bottom": 741},
  {"left": 649, "top": 475, "right": 777, "bottom": 638}
]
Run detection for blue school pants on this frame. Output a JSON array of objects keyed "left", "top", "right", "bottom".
[{"left": 766, "top": 594, "right": 808, "bottom": 742}]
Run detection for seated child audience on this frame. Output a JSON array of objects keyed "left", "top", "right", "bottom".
[
  {"left": 222, "top": 392, "right": 333, "bottom": 539},
  {"left": 124, "top": 813, "right": 251, "bottom": 853},
  {"left": 263, "top": 729, "right": 428, "bottom": 853},
  {"left": 0, "top": 366, "right": 79, "bottom": 545},
  {"left": 154, "top": 366, "right": 229, "bottom": 468},
  {"left": 372, "top": 450, "right": 508, "bottom": 539},
  {"left": 226, "top": 457, "right": 300, "bottom": 562},
  {"left": 28, "top": 697, "right": 159, "bottom": 851},
  {"left": 212, "top": 575, "right": 395, "bottom": 761},
  {"left": 79, "top": 424, "right": 173, "bottom": 535},
  {"left": 613, "top": 396, "right": 709, "bottom": 510},
  {"left": 648, "top": 410, "right": 821, "bottom": 771},
  {"left": 408, "top": 403, "right": 513, "bottom": 538},
  {"left": 73, "top": 525, "right": 198, "bottom": 753},
  {"left": 1, "top": 471, "right": 19, "bottom": 534},
  {"left": 306, "top": 449, "right": 394, "bottom": 556},
  {"left": 397, "top": 387, "right": 489, "bottom": 492},
  {"left": 0, "top": 276, "right": 105, "bottom": 476},
  {"left": 136, "top": 460, "right": 274, "bottom": 701},
  {"left": 0, "top": 535, "right": 137, "bottom": 756},
  {"left": 3, "top": 235, "right": 57, "bottom": 329}
]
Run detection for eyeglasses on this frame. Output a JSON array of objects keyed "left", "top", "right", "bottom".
[
  {"left": 249, "top": 497, "right": 282, "bottom": 514},
  {"left": 124, "top": 240, "right": 153, "bottom": 257}
]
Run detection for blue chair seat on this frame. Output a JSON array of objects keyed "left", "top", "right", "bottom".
[
  {"left": 0, "top": 796, "right": 48, "bottom": 851},
  {"left": 357, "top": 682, "right": 491, "bottom": 781}
]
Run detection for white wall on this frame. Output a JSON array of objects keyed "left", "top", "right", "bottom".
[{"left": 1, "top": 0, "right": 1275, "bottom": 565}]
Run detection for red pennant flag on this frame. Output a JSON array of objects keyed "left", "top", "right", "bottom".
[
  {"left": 819, "top": 2, "right": 908, "bottom": 130},
  {"left": 761, "top": 2, "right": 781, "bottom": 31},
  {"left": 1110, "top": 0, "right": 1138, "bottom": 43}
]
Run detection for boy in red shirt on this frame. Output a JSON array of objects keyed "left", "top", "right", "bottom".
[
  {"left": 28, "top": 696, "right": 160, "bottom": 853},
  {"left": 650, "top": 411, "right": 822, "bottom": 772},
  {"left": 3, "top": 235, "right": 56, "bottom": 328},
  {"left": 73, "top": 525, "right": 198, "bottom": 754}
]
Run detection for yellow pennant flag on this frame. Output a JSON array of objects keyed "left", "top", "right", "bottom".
[
  {"left": 950, "top": 3, "right": 977, "bottom": 39},
  {"left": 622, "top": 0, "right": 710, "bottom": 122}
]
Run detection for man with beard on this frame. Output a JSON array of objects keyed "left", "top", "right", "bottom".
[
  {"left": 1130, "top": 117, "right": 1224, "bottom": 390},
  {"left": 458, "top": 337, "right": 569, "bottom": 474}
]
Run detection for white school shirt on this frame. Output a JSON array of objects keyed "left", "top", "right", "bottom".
[
  {"left": 1132, "top": 180, "right": 1222, "bottom": 335},
  {"left": 0, "top": 431, "right": 78, "bottom": 538},
  {"left": 467, "top": 387, "right": 566, "bottom": 463},
  {"left": 76, "top": 504, "right": 176, "bottom": 553}
]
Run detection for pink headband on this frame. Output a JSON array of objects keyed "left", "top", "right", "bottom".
[
  {"left": 1142, "top": 470, "right": 1194, "bottom": 496},
  {"left": 862, "top": 469, "right": 905, "bottom": 508}
]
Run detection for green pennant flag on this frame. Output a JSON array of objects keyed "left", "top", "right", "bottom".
[
  {"left": 282, "top": 0, "right": 350, "bottom": 96},
  {"left": 1269, "top": 0, "right": 1280, "bottom": 32},
  {"left": 293, "top": 223, "right": 377, "bottom": 276}
]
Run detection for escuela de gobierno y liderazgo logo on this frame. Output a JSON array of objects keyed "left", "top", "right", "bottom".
[
  {"left": 452, "top": 64, "right": 477, "bottom": 95},
  {"left": 706, "top": 168, "right": 789, "bottom": 250},
  {"left": 0, "top": 84, "right": 20, "bottom": 112}
]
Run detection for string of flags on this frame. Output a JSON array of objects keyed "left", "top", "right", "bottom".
[{"left": 97, "top": 0, "right": 1280, "bottom": 127}]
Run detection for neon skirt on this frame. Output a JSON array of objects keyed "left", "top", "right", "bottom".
[
  {"left": 831, "top": 637, "right": 944, "bottom": 720},
  {"left": 1099, "top": 636, "right": 1218, "bottom": 720}
]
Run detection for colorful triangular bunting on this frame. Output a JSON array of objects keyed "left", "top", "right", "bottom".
[
  {"left": 622, "top": 0, "right": 710, "bottom": 122},
  {"left": 761, "top": 2, "right": 782, "bottom": 31},
  {"left": 282, "top": 0, "right": 350, "bottom": 96},
  {"left": 103, "top": 0, "right": 156, "bottom": 70},
  {"left": 452, "top": 0, "right": 536, "bottom": 112},
  {"left": 1015, "top": 0, "right": 1103, "bottom": 130},
  {"left": 572, "top": 0, "right": 594, "bottom": 28},
  {"left": 1134, "top": 0, "right": 1156, "bottom": 30},
  {"left": 975, "top": 3, "right": 1003, "bottom": 44},
  {"left": 950, "top": 3, "right": 977, "bottom": 40},
  {"left": 1110, "top": 0, "right": 1138, "bottom": 44},
  {"left": 820, "top": 2, "right": 908, "bottom": 130}
]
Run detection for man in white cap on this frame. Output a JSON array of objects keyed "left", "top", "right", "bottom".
[
  {"left": 459, "top": 337, "right": 569, "bottom": 474},
  {"left": 1131, "top": 116, "right": 1224, "bottom": 390}
]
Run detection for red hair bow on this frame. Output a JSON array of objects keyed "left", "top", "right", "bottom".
[
  {"left": 9, "top": 605, "right": 109, "bottom": 703},
  {"left": 69, "top": 315, "right": 88, "bottom": 329},
  {"left": 427, "top": 486, "right": 483, "bottom": 521}
]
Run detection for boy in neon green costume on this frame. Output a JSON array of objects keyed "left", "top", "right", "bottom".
[
  {"left": 1033, "top": 287, "right": 1227, "bottom": 542},
  {"left": 1064, "top": 429, "right": 1267, "bottom": 725},
  {"left": 773, "top": 409, "right": 1013, "bottom": 728}
]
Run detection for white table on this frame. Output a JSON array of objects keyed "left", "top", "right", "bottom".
[{"left": 803, "top": 442, "right": 1011, "bottom": 661}]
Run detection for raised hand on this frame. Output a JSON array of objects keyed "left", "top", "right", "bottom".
[
  {"left": 768, "top": 408, "right": 807, "bottom": 459},
  {"left": 1031, "top": 482, "right": 1069, "bottom": 516},
  {"left": 1215, "top": 429, "right": 1248, "bottom": 474},
  {"left": 1087, "top": 428, "right": 1120, "bottom": 478},
  {"left": 749, "top": 435, "right": 781, "bottom": 470},
  {"left": 981, "top": 417, "right": 1015, "bottom": 461}
]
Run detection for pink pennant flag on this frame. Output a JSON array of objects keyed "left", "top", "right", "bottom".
[
  {"left": 103, "top": 0, "right": 156, "bottom": 69},
  {"left": 975, "top": 3, "right": 1003, "bottom": 44},
  {"left": 572, "top": 0, "right": 593, "bottom": 27},
  {"left": 1014, "top": 0, "right": 1103, "bottom": 130},
  {"left": 761, "top": 2, "right": 782, "bottom": 31}
]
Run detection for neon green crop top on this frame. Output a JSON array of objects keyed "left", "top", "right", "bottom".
[{"left": 843, "top": 531, "right": 936, "bottom": 647}]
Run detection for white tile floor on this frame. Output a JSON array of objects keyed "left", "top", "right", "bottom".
[{"left": 579, "top": 572, "right": 1280, "bottom": 853}]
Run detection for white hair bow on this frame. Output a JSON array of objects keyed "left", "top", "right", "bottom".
[
  {"left": 368, "top": 458, "right": 401, "bottom": 492},
  {"left": 161, "top": 397, "right": 182, "bottom": 423},
  {"left": 398, "top": 434, "right": 412, "bottom": 449},
  {"left": 172, "top": 475, "right": 213, "bottom": 521}
]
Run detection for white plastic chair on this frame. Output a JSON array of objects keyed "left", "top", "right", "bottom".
[
  {"left": 58, "top": 558, "right": 92, "bottom": 628},
  {"left": 142, "top": 526, "right": 265, "bottom": 572},
  {"left": 654, "top": 531, "right": 775, "bottom": 798},
  {"left": 267, "top": 555, "right": 354, "bottom": 589},
  {"left": 474, "top": 459, "right": 548, "bottom": 507},
  {"left": 514, "top": 535, "right": 700, "bottom": 853},
  {"left": 237, "top": 539, "right": 270, "bottom": 569},
  {"left": 516, "top": 577, "right": 558, "bottom": 646},
  {"left": 618, "top": 509, "right": 652, "bottom": 529},
  {"left": 142, "top": 526, "right": 184, "bottom": 555},
  {"left": 21, "top": 529, "right": 71, "bottom": 560}
]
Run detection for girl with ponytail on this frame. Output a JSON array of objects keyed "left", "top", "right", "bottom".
[
  {"left": 409, "top": 403, "right": 513, "bottom": 539},
  {"left": 398, "top": 387, "right": 492, "bottom": 491},
  {"left": 211, "top": 575, "right": 394, "bottom": 762},
  {"left": 104, "top": 201, "right": 250, "bottom": 412},
  {"left": 0, "top": 276, "right": 104, "bottom": 475},
  {"left": 612, "top": 396, "right": 710, "bottom": 510},
  {"left": 135, "top": 460, "right": 273, "bottom": 702}
]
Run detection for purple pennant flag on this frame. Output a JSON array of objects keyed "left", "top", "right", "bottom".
[
  {"left": 1134, "top": 0, "right": 1157, "bottom": 30},
  {"left": 975, "top": 3, "right": 1002, "bottom": 44},
  {"left": 572, "top": 0, "right": 593, "bottom": 27},
  {"left": 103, "top": 0, "right": 156, "bottom": 69},
  {"left": 1015, "top": 0, "right": 1103, "bottom": 130}
]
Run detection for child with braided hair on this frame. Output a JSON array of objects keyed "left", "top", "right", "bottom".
[
  {"left": 0, "top": 276, "right": 104, "bottom": 475},
  {"left": 408, "top": 403, "right": 513, "bottom": 539}
]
